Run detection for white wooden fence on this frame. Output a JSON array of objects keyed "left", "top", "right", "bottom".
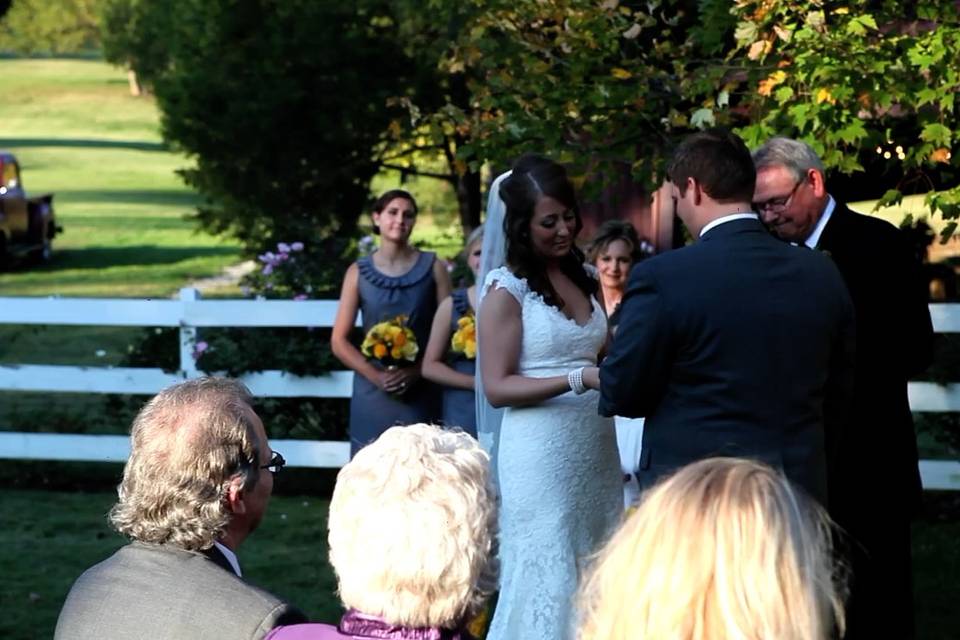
[{"left": 1, "top": 289, "right": 959, "bottom": 489}]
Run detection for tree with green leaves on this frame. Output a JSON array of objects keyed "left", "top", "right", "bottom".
[
  {"left": 0, "top": 0, "right": 101, "bottom": 54},
  {"left": 716, "top": 0, "right": 959, "bottom": 237},
  {"left": 100, "top": 0, "right": 412, "bottom": 289},
  {"left": 373, "top": 1, "right": 487, "bottom": 234},
  {"left": 101, "top": 1, "right": 420, "bottom": 441},
  {"left": 409, "top": 0, "right": 957, "bottom": 231}
]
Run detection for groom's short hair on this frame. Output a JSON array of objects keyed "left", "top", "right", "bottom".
[{"left": 667, "top": 128, "right": 756, "bottom": 203}]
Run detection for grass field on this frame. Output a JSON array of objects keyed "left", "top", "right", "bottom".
[{"left": 0, "top": 58, "right": 243, "bottom": 298}]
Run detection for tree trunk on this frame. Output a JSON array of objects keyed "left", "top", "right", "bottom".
[
  {"left": 445, "top": 72, "right": 483, "bottom": 235},
  {"left": 127, "top": 68, "right": 144, "bottom": 97},
  {"left": 455, "top": 168, "right": 482, "bottom": 235}
]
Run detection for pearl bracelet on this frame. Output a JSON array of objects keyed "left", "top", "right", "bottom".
[{"left": 568, "top": 367, "right": 587, "bottom": 395}]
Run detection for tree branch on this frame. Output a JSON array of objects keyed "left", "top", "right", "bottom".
[
  {"left": 381, "top": 163, "right": 456, "bottom": 182},
  {"left": 379, "top": 144, "right": 447, "bottom": 163}
]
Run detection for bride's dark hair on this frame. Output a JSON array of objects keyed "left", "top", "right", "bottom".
[{"left": 500, "top": 154, "right": 597, "bottom": 310}]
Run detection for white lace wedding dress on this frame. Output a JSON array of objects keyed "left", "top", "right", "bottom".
[{"left": 483, "top": 267, "right": 622, "bottom": 640}]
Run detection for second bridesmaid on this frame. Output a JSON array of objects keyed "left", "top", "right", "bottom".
[{"left": 422, "top": 227, "right": 483, "bottom": 437}]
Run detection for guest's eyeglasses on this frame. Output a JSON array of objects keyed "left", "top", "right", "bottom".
[
  {"left": 260, "top": 450, "right": 286, "bottom": 475},
  {"left": 753, "top": 178, "right": 804, "bottom": 213}
]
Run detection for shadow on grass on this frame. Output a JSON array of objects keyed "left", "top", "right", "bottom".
[
  {"left": 0, "top": 137, "right": 167, "bottom": 152},
  {"left": 4, "top": 246, "right": 238, "bottom": 272},
  {"left": 0, "top": 51, "right": 103, "bottom": 61},
  {"left": 56, "top": 189, "right": 200, "bottom": 207}
]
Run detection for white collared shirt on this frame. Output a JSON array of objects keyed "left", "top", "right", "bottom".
[
  {"left": 804, "top": 195, "right": 836, "bottom": 249},
  {"left": 699, "top": 212, "right": 759, "bottom": 238},
  {"left": 213, "top": 541, "right": 242, "bottom": 577}
]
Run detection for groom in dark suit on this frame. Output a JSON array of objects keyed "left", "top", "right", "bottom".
[
  {"left": 594, "top": 129, "right": 855, "bottom": 507},
  {"left": 753, "top": 137, "right": 934, "bottom": 640},
  {"left": 56, "top": 378, "right": 306, "bottom": 640}
]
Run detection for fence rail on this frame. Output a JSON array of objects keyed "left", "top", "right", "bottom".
[{"left": 1, "top": 289, "right": 958, "bottom": 486}]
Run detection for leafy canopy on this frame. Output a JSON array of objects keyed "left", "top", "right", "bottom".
[{"left": 414, "top": 0, "right": 958, "bottom": 227}]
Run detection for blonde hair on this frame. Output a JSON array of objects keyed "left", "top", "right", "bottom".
[
  {"left": 328, "top": 424, "right": 497, "bottom": 628},
  {"left": 464, "top": 226, "right": 484, "bottom": 252},
  {"left": 577, "top": 457, "right": 845, "bottom": 640},
  {"left": 109, "top": 377, "right": 261, "bottom": 550}
]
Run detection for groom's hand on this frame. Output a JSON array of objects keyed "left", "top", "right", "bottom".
[{"left": 583, "top": 366, "right": 600, "bottom": 390}]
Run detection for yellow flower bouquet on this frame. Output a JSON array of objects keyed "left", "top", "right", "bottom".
[
  {"left": 450, "top": 312, "right": 477, "bottom": 359},
  {"left": 361, "top": 315, "right": 419, "bottom": 366}
]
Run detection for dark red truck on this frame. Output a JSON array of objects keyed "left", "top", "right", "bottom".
[{"left": 0, "top": 151, "right": 60, "bottom": 266}]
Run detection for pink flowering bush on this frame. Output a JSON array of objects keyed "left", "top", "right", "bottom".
[{"left": 245, "top": 240, "right": 314, "bottom": 299}]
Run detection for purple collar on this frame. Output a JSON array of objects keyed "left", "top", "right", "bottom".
[{"left": 339, "top": 610, "right": 471, "bottom": 640}]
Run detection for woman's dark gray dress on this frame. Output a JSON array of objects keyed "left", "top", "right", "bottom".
[
  {"left": 349, "top": 251, "right": 441, "bottom": 456},
  {"left": 441, "top": 288, "right": 477, "bottom": 437}
]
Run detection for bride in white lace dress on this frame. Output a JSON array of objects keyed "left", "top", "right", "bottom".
[{"left": 478, "top": 156, "right": 621, "bottom": 640}]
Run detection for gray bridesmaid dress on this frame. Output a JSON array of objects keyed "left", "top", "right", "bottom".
[
  {"left": 440, "top": 288, "right": 477, "bottom": 437},
  {"left": 348, "top": 251, "right": 442, "bottom": 456}
]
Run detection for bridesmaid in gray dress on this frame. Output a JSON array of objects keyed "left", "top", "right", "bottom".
[
  {"left": 422, "top": 227, "right": 484, "bottom": 437},
  {"left": 331, "top": 190, "right": 451, "bottom": 456}
]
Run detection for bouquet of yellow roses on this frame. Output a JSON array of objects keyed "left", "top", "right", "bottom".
[
  {"left": 361, "top": 315, "right": 419, "bottom": 367},
  {"left": 450, "top": 312, "right": 476, "bottom": 359}
]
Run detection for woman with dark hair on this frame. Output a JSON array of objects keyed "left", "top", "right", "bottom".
[
  {"left": 586, "top": 220, "right": 648, "bottom": 508},
  {"left": 478, "top": 156, "right": 621, "bottom": 640},
  {"left": 332, "top": 190, "right": 451, "bottom": 456}
]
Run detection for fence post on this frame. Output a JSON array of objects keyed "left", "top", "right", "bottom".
[{"left": 179, "top": 287, "right": 200, "bottom": 379}]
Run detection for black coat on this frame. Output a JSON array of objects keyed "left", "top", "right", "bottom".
[
  {"left": 599, "top": 217, "right": 856, "bottom": 505},
  {"left": 816, "top": 202, "right": 934, "bottom": 516},
  {"left": 814, "top": 201, "right": 934, "bottom": 640}
]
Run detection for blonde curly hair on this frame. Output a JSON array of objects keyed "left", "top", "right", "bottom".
[
  {"left": 328, "top": 424, "right": 497, "bottom": 629},
  {"left": 577, "top": 457, "right": 846, "bottom": 640}
]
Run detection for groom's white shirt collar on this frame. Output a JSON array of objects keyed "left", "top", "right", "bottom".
[
  {"left": 213, "top": 541, "right": 242, "bottom": 577},
  {"left": 803, "top": 195, "right": 836, "bottom": 249},
  {"left": 699, "top": 212, "right": 759, "bottom": 238}
]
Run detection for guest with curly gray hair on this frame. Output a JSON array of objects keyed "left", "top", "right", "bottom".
[
  {"left": 56, "top": 377, "right": 306, "bottom": 640},
  {"left": 266, "top": 423, "right": 497, "bottom": 640}
]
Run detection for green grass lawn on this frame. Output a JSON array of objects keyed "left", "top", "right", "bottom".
[
  {"left": 2, "top": 485, "right": 957, "bottom": 640},
  {"left": 0, "top": 58, "right": 242, "bottom": 298}
]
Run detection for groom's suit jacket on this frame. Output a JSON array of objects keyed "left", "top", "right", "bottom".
[
  {"left": 55, "top": 542, "right": 306, "bottom": 640},
  {"left": 599, "top": 217, "right": 855, "bottom": 504}
]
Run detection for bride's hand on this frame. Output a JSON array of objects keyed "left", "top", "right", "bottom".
[{"left": 583, "top": 366, "right": 601, "bottom": 390}]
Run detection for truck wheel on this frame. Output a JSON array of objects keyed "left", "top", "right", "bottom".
[{"left": 30, "top": 237, "right": 52, "bottom": 264}]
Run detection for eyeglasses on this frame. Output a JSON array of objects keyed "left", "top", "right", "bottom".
[
  {"left": 260, "top": 450, "right": 286, "bottom": 475},
  {"left": 753, "top": 178, "right": 804, "bottom": 213}
]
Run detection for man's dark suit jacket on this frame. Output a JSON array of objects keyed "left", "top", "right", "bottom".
[
  {"left": 816, "top": 202, "right": 933, "bottom": 640},
  {"left": 817, "top": 202, "right": 934, "bottom": 515},
  {"left": 599, "top": 217, "right": 855, "bottom": 505},
  {"left": 55, "top": 542, "right": 307, "bottom": 640}
]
